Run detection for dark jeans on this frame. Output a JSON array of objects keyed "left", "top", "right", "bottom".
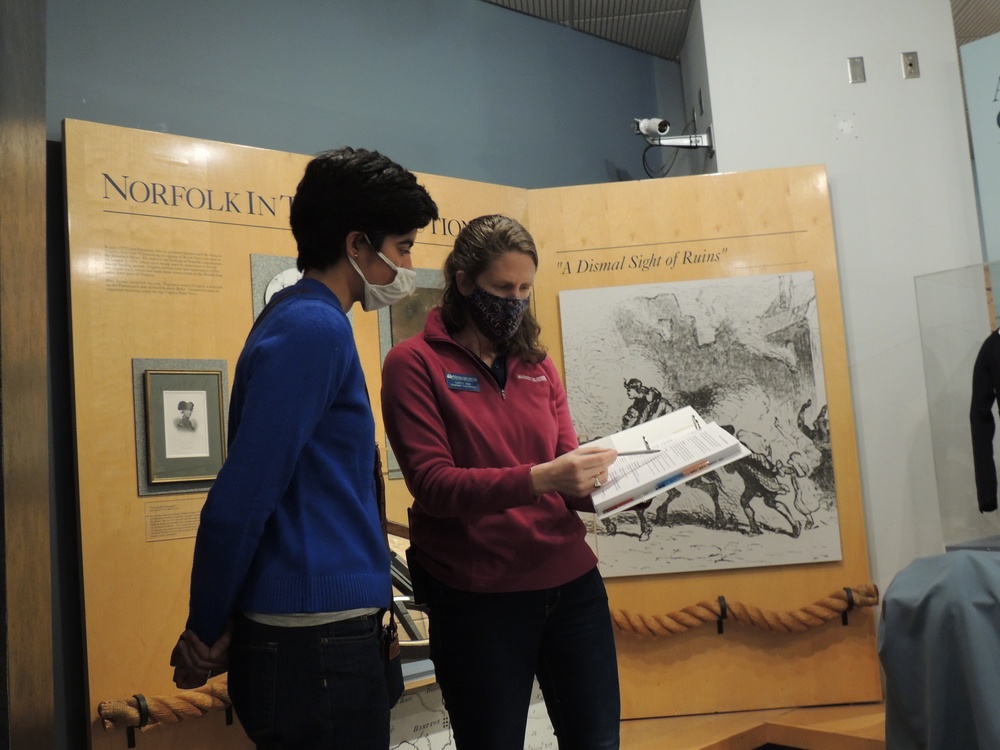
[
  {"left": 228, "top": 612, "right": 390, "bottom": 750},
  {"left": 425, "top": 566, "right": 621, "bottom": 750}
]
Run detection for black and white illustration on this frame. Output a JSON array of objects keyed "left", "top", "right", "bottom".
[
  {"left": 250, "top": 253, "right": 305, "bottom": 321},
  {"left": 560, "top": 271, "right": 841, "bottom": 577},
  {"left": 390, "top": 681, "right": 555, "bottom": 749},
  {"left": 163, "top": 389, "right": 209, "bottom": 458}
]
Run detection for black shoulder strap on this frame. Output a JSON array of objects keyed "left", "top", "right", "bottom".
[{"left": 248, "top": 284, "right": 310, "bottom": 338}]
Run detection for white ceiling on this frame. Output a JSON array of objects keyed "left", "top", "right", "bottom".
[{"left": 481, "top": 0, "right": 1000, "bottom": 62}]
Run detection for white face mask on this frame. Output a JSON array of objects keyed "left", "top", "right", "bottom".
[{"left": 348, "top": 237, "right": 417, "bottom": 311}]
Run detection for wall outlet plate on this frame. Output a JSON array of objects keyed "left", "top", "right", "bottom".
[
  {"left": 848, "top": 56, "right": 866, "bottom": 84},
  {"left": 902, "top": 51, "right": 920, "bottom": 79}
]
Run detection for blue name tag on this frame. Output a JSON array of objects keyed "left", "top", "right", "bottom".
[{"left": 446, "top": 373, "right": 480, "bottom": 392}]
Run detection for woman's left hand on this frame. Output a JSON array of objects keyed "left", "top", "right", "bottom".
[{"left": 169, "top": 621, "right": 232, "bottom": 689}]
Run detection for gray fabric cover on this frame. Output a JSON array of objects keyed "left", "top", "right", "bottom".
[{"left": 879, "top": 550, "right": 1000, "bottom": 749}]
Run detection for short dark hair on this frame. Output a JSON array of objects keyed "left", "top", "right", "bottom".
[
  {"left": 290, "top": 147, "right": 439, "bottom": 272},
  {"left": 440, "top": 214, "right": 546, "bottom": 363}
]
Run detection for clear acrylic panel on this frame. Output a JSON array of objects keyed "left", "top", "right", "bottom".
[{"left": 915, "top": 262, "right": 1000, "bottom": 549}]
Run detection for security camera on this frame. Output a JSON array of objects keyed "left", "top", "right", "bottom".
[
  {"left": 634, "top": 118, "right": 670, "bottom": 137},
  {"left": 633, "top": 116, "right": 714, "bottom": 155}
]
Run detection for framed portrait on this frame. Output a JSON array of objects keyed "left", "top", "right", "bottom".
[
  {"left": 378, "top": 268, "right": 445, "bottom": 479},
  {"left": 143, "top": 369, "right": 226, "bottom": 483}
]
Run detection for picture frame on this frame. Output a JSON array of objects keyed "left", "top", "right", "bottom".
[
  {"left": 378, "top": 268, "right": 445, "bottom": 479},
  {"left": 143, "top": 368, "right": 226, "bottom": 483}
]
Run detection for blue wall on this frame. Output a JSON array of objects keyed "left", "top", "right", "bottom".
[{"left": 47, "top": 0, "right": 683, "bottom": 188}]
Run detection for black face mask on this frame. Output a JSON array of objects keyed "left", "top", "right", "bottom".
[{"left": 464, "top": 285, "right": 530, "bottom": 342}]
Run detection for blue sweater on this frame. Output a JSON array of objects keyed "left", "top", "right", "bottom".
[{"left": 186, "top": 279, "right": 390, "bottom": 645}]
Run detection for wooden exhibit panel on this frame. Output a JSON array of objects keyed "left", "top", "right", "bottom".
[
  {"left": 63, "top": 119, "right": 526, "bottom": 749},
  {"left": 528, "top": 167, "right": 881, "bottom": 718},
  {"left": 620, "top": 704, "right": 886, "bottom": 750},
  {"left": 65, "top": 120, "right": 879, "bottom": 746}
]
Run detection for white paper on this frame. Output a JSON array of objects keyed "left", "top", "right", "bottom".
[{"left": 586, "top": 407, "right": 750, "bottom": 518}]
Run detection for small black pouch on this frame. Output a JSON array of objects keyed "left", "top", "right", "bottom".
[{"left": 405, "top": 546, "right": 430, "bottom": 608}]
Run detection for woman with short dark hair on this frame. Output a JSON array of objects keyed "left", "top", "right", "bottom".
[{"left": 171, "top": 147, "right": 438, "bottom": 750}]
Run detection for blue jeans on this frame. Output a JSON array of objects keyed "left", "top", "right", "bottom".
[
  {"left": 425, "top": 566, "right": 621, "bottom": 749},
  {"left": 227, "top": 612, "right": 390, "bottom": 750}
]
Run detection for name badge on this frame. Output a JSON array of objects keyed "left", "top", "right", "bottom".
[{"left": 446, "top": 373, "right": 480, "bottom": 392}]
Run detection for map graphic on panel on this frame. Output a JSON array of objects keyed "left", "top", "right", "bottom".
[
  {"left": 390, "top": 681, "right": 554, "bottom": 749},
  {"left": 560, "top": 272, "right": 842, "bottom": 577}
]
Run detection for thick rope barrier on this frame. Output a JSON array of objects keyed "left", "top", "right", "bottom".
[
  {"left": 610, "top": 583, "right": 879, "bottom": 637},
  {"left": 98, "top": 678, "right": 230, "bottom": 733},
  {"left": 97, "top": 584, "right": 879, "bottom": 733}
]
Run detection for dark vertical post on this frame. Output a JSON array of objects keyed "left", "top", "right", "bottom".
[{"left": 0, "top": 0, "right": 55, "bottom": 747}]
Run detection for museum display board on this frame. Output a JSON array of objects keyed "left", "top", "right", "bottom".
[
  {"left": 65, "top": 120, "right": 879, "bottom": 748},
  {"left": 63, "top": 119, "right": 526, "bottom": 748},
  {"left": 529, "top": 171, "right": 880, "bottom": 717}
]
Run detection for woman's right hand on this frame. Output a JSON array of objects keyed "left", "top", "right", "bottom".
[{"left": 530, "top": 445, "right": 618, "bottom": 497}]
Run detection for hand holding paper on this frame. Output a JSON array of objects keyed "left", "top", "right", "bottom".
[
  {"left": 583, "top": 406, "right": 750, "bottom": 519},
  {"left": 530, "top": 444, "right": 619, "bottom": 497}
]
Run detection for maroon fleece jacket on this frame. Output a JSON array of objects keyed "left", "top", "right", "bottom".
[{"left": 381, "top": 307, "right": 597, "bottom": 592}]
